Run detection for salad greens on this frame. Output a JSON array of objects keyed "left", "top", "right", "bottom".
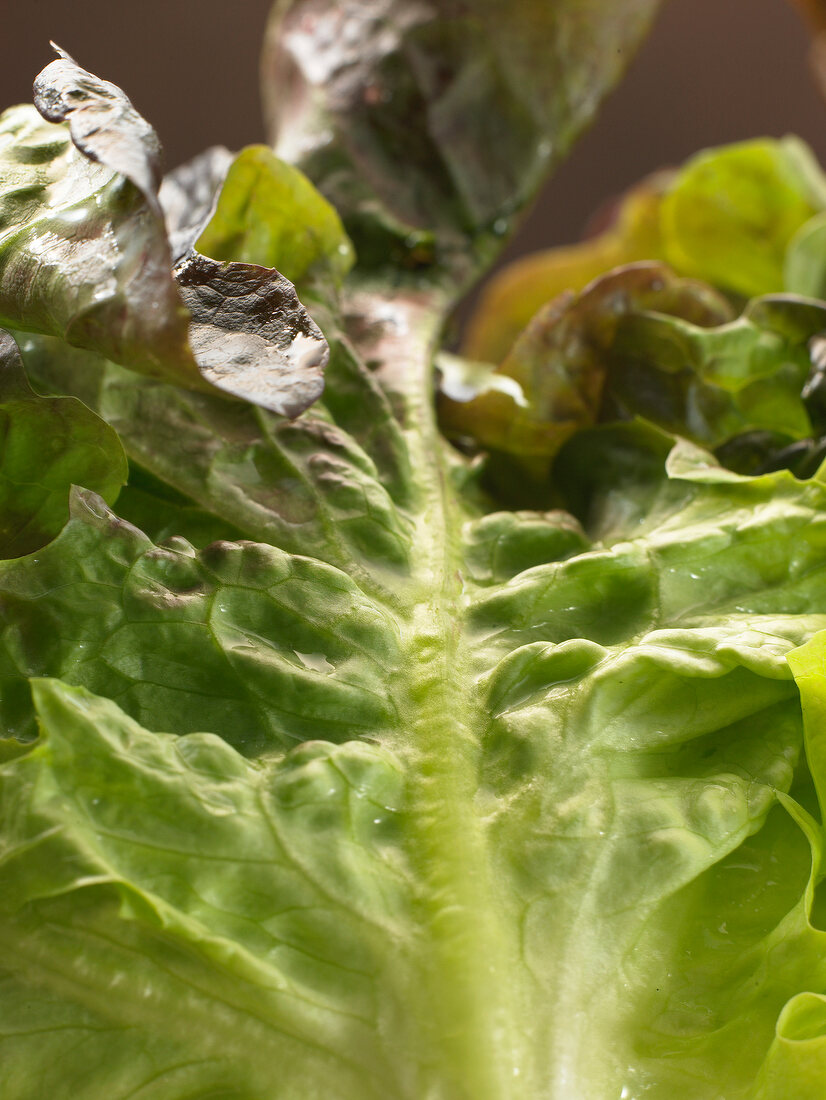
[{"left": 4, "top": 3, "right": 826, "bottom": 1098}]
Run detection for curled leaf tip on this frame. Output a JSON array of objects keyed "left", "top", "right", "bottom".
[
  {"left": 33, "top": 45, "right": 163, "bottom": 213},
  {"left": 5, "top": 56, "right": 331, "bottom": 419},
  {"left": 47, "top": 41, "right": 74, "bottom": 62}
]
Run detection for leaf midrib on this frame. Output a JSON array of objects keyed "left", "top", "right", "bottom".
[{"left": 360, "top": 286, "right": 524, "bottom": 1100}]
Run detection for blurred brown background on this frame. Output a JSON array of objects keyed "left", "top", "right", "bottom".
[{"left": 2, "top": 0, "right": 824, "bottom": 268}]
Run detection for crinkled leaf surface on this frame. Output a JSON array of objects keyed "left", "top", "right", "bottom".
[
  {"left": 0, "top": 52, "right": 328, "bottom": 417},
  {"left": 34, "top": 44, "right": 164, "bottom": 214},
  {"left": 0, "top": 102, "right": 190, "bottom": 375},
  {"left": 7, "top": 307, "right": 826, "bottom": 1098},
  {"left": 6, "top": 8, "right": 826, "bottom": 1100}
]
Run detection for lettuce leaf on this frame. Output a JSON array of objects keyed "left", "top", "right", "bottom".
[
  {"left": 466, "top": 136, "right": 826, "bottom": 364},
  {"left": 262, "top": 0, "right": 662, "bottom": 281},
  {"left": 0, "top": 48, "right": 329, "bottom": 417},
  {"left": 441, "top": 263, "right": 826, "bottom": 490},
  {"left": 0, "top": 330, "right": 126, "bottom": 558},
  {"left": 4, "top": 443, "right": 826, "bottom": 1097},
  {"left": 7, "top": 3, "right": 826, "bottom": 1099}
]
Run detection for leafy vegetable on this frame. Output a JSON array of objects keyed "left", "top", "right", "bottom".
[
  {"left": 466, "top": 136, "right": 826, "bottom": 364},
  {"left": 0, "top": 330, "right": 126, "bottom": 558},
  {"left": 442, "top": 262, "right": 826, "bottom": 489},
  {"left": 194, "top": 144, "right": 355, "bottom": 295},
  {"left": 0, "top": 46, "right": 328, "bottom": 416},
  {"left": 4, "top": 4, "right": 826, "bottom": 1099},
  {"left": 262, "top": 0, "right": 662, "bottom": 280},
  {"left": 659, "top": 137, "right": 826, "bottom": 298}
]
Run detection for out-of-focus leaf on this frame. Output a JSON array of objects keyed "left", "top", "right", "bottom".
[
  {"left": 444, "top": 260, "right": 826, "bottom": 489},
  {"left": 462, "top": 171, "right": 671, "bottom": 363},
  {"left": 606, "top": 293, "right": 826, "bottom": 448},
  {"left": 791, "top": 0, "right": 826, "bottom": 31},
  {"left": 789, "top": 630, "right": 826, "bottom": 814},
  {"left": 262, "top": 0, "right": 663, "bottom": 279},
  {"left": 786, "top": 212, "right": 826, "bottom": 298},
  {"left": 0, "top": 329, "right": 126, "bottom": 559},
  {"left": 158, "top": 145, "right": 233, "bottom": 262},
  {"left": 0, "top": 51, "right": 328, "bottom": 418},
  {"left": 788, "top": 0, "right": 826, "bottom": 103},
  {"left": 464, "top": 137, "right": 826, "bottom": 363},
  {"left": 195, "top": 144, "right": 354, "bottom": 298},
  {"left": 551, "top": 419, "right": 682, "bottom": 540},
  {"left": 660, "top": 137, "right": 826, "bottom": 298},
  {"left": 440, "top": 263, "right": 733, "bottom": 481}
]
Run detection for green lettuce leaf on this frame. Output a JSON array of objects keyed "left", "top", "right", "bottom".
[
  {"left": 0, "top": 328, "right": 126, "bottom": 558},
  {"left": 194, "top": 144, "right": 355, "bottom": 298},
  {"left": 659, "top": 136, "right": 826, "bottom": 298},
  {"left": 4, "top": 444, "right": 826, "bottom": 1096},
  {"left": 0, "top": 676, "right": 411, "bottom": 1100},
  {"left": 441, "top": 263, "right": 826, "bottom": 488},
  {"left": 5, "top": 5, "right": 826, "bottom": 1099},
  {"left": 465, "top": 136, "right": 826, "bottom": 365}
]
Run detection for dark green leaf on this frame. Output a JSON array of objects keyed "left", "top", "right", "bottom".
[{"left": 0, "top": 329, "right": 126, "bottom": 558}]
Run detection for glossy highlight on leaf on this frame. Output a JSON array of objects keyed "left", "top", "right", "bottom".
[
  {"left": 0, "top": 102, "right": 192, "bottom": 379},
  {"left": 34, "top": 43, "right": 164, "bottom": 214},
  {"left": 0, "top": 48, "right": 329, "bottom": 418},
  {"left": 4, "top": 6, "right": 826, "bottom": 1100},
  {"left": 159, "top": 144, "right": 234, "bottom": 262}
]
